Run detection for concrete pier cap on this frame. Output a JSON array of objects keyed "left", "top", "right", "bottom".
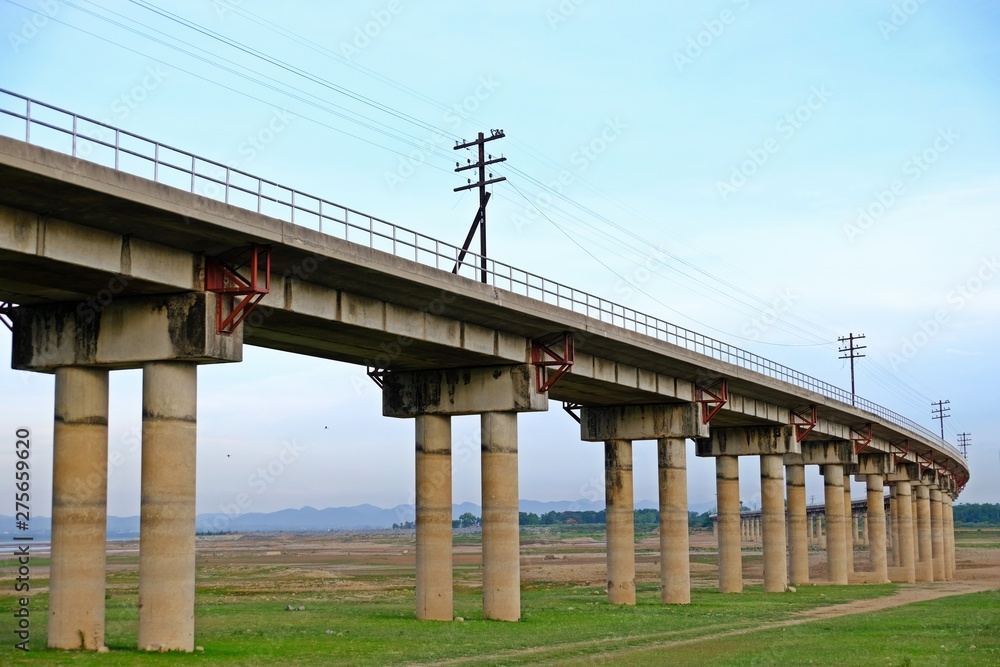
[
  {"left": 382, "top": 364, "right": 547, "bottom": 417},
  {"left": 12, "top": 292, "right": 241, "bottom": 370},
  {"left": 579, "top": 402, "right": 707, "bottom": 442},
  {"left": 696, "top": 425, "right": 800, "bottom": 458},
  {"left": 784, "top": 440, "right": 856, "bottom": 467}
]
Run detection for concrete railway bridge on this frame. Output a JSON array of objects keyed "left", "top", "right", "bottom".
[{"left": 0, "top": 91, "right": 970, "bottom": 652}]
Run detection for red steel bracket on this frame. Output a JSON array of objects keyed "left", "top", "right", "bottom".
[
  {"left": 695, "top": 379, "right": 729, "bottom": 424},
  {"left": 205, "top": 245, "right": 271, "bottom": 335},
  {"left": 891, "top": 439, "right": 910, "bottom": 464},
  {"left": 851, "top": 424, "right": 873, "bottom": 455},
  {"left": 562, "top": 402, "right": 582, "bottom": 424},
  {"left": 790, "top": 406, "right": 817, "bottom": 442},
  {"left": 367, "top": 367, "right": 385, "bottom": 389},
  {"left": 532, "top": 332, "right": 575, "bottom": 393},
  {"left": 0, "top": 301, "right": 13, "bottom": 331},
  {"left": 917, "top": 452, "right": 934, "bottom": 473}
]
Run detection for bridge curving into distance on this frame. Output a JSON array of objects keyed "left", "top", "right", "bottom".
[{"left": 0, "top": 90, "right": 969, "bottom": 652}]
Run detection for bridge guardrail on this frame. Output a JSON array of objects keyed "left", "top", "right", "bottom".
[{"left": 0, "top": 89, "right": 964, "bottom": 464}]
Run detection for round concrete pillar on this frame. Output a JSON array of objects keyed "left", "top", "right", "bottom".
[
  {"left": 895, "top": 481, "right": 916, "bottom": 583},
  {"left": 605, "top": 439, "right": 635, "bottom": 605},
  {"left": 657, "top": 438, "right": 689, "bottom": 604},
  {"left": 915, "top": 484, "right": 933, "bottom": 582},
  {"left": 760, "top": 454, "right": 787, "bottom": 592},
  {"left": 49, "top": 367, "right": 109, "bottom": 651},
  {"left": 889, "top": 487, "right": 899, "bottom": 566},
  {"left": 786, "top": 464, "right": 808, "bottom": 586},
  {"left": 843, "top": 473, "right": 854, "bottom": 574},
  {"left": 929, "top": 488, "right": 945, "bottom": 581},
  {"left": 866, "top": 475, "right": 888, "bottom": 583},
  {"left": 948, "top": 495, "right": 956, "bottom": 580},
  {"left": 715, "top": 455, "right": 742, "bottom": 593},
  {"left": 415, "top": 414, "right": 453, "bottom": 621},
  {"left": 824, "top": 465, "right": 848, "bottom": 585},
  {"left": 481, "top": 412, "right": 520, "bottom": 621},
  {"left": 138, "top": 362, "right": 197, "bottom": 652}
]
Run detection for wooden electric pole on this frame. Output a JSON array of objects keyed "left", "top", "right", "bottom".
[
  {"left": 453, "top": 129, "right": 506, "bottom": 283},
  {"left": 838, "top": 333, "right": 866, "bottom": 406}
]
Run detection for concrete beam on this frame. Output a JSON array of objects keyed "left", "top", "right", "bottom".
[
  {"left": 697, "top": 425, "right": 800, "bottom": 458},
  {"left": 580, "top": 403, "right": 706, "bottom": 442},
  {"left": 382, "top": 364, "right": 547, "bottom": 417},
  {"left": 12, "top": 293, "right": 241, "bottom": 370}
]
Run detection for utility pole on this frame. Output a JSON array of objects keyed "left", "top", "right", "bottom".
[
  {"left": 453, "top": 129, "right": 506, "bottom": 283},
  {"left": 838, "top": 333, "right": 866, "bottom": 406},
  {"left": 931, "top": 400, "right": 951, "bottom": 439},
  {"left": 957, "top": 432, "right": 971, "bottom": 459}
]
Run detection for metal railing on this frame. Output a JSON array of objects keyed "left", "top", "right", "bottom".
[{"left": 0, "top": 89, "right": 963, "bottom": 462}]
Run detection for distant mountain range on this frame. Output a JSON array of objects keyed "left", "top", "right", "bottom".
[{"left": 0, "top": 498, "right": 717, "bottom": 537}]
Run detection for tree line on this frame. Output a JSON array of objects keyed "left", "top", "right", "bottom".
[
  {"left": 953, "top": 503, "right": 1000, "bottom": 525},
  {"left": 519, "top": 509, "right": 716, "bottom": 528}
]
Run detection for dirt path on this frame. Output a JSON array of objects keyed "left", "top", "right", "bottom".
[{"left": 413, "top": 569, "right": 1000, "bottom": 667}]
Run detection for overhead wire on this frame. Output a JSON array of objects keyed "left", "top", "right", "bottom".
[{"left": 5, "top": 0, "right": 955, "bottom": 432}]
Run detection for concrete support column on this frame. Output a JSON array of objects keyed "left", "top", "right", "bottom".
[
  {"left": 786, "top": 464, "right": 808, "bottom": 586},
  {"left": 945, "top": 496, "right": 956, "bottom": 580},
  {"left": 820, "top": 514, "right": 827, "bottom": 549},
  {"left": 930, "top": 488, "right": 945, "bottom": 581},
  {"left": 911, "top": 493, "right": 920, "bottom": 575},
  {"left": 915, "top": 484, "right": 933, "bottom": 582},
  {"left": 415, "top": 415, "right": 452, "bottom": 621},
  {"left": 48, "top": 367, "right": 110, "bottom": 651},
  {"left": 807, "top": 513, "right": 815, "bottom": 545},
  {"left": 866, "top": 474, "right": 888, "bottom": 583},
  {"left": 760, "top": 454, "right": 787, "bottom": 592},
  {"left": 824, "top": 465, "right": 848, "bottom": 585},
  {"left": 895, "top": 481, "right": 916, "bottom": 583},
  {"left": 481, "top": 412, "right": 520, "bottom": 621},
  {"left": 889, "top": 488, "right": 899, "bottom": 566},
  {"left": 605, "top": 439, "right": 636, "bottom": 605},
  {"left": 716, "top": 455, "right": 742, "bottom": 593},
  {"left": 138, "top": 362, "right": 197, "bottom": 652},
  {"left": 657, "top": 438, "right": 689, "bottom": 604},
  {"left": 843, "top": 473, "right": 854, "bottom": 574}
]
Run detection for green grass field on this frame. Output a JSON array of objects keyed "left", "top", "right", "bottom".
[{"left": 1, "top": 529, "right": 997, "bottom": 665}]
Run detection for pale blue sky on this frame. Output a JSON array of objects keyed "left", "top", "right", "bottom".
[{"left": 0, "top": 1, "right": 997, "bottom": 516}]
